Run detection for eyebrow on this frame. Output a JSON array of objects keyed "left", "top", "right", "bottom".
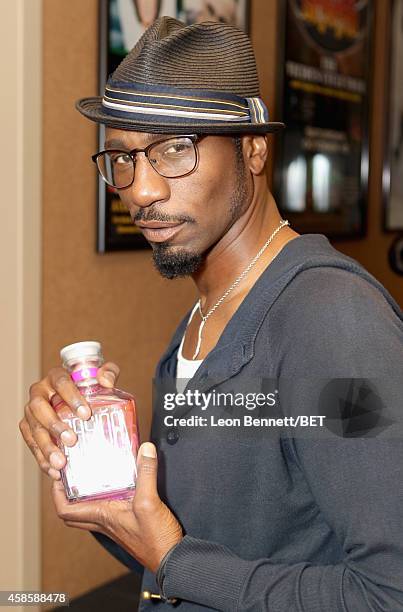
[{"left": 103, "top": 134, "right": 175, "bottom": 149}]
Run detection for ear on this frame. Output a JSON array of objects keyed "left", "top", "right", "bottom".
[{"left": 243, "top": 135, "right": 268, "bottom": 175}]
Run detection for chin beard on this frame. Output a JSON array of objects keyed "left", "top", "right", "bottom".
[{"left": 151, "top": 244, "right": 203, "bottom": 279}]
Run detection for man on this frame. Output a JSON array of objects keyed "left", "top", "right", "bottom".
[{"left": 19, "top": 17, "right": 403, "bottom": 611}]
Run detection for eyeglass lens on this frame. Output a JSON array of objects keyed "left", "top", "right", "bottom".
[{"left": 96, "top": 136, "right": 197, "bottom": 188}]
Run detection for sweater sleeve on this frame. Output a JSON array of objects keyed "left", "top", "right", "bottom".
[
  {"left": 162, "top": 431, "right": 403, "bottom": 612},
  {"left": 160, "top": 269, "right": 403, "bottom": 611}
]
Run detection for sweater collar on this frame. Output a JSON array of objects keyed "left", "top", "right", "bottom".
[{"left": 154, "top": 233, "right": 396, "bottom": 394}]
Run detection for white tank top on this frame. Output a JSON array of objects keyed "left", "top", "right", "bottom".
[{"left": 176, "top": 302, "right": 204, "bottom": 393}]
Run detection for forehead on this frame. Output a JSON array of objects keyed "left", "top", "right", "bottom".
[
  {"left": 103, "top": 127, "right": 235, "bottom": 153},
  {"left": 104, "top": 127, "right": 180, "bottom": 148}
]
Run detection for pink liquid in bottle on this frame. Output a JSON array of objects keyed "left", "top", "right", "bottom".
[{"left": 51, "top": 341, "right": 139, "bottom": 503}]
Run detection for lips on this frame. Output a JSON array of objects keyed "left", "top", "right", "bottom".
[
  {"left": 136, "top": 221, "right": 185, "bottom": 242},
  {"left": 136, "top": 221, "right": 181, "bottom": 229}
]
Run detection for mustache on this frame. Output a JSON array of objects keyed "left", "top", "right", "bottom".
[{"left": 133, "top": 208, "right": 195, "bottom": 225}]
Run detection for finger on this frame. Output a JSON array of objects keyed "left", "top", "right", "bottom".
[
  {"left": 19, "top": 416, "right": 61, "bottom": 479},
  {"left": 133, "top": 443, "right": 158, "bottom": 502},
  {"left": 51, "top": 477, "right": 69, "bottom": 508},
  {"left": 48, "top": 468, "right": 62, "bottom": 480},
  {"left": 63, "top": 520, "right": 103, "bottom": 531},
  {"left": 24, "top": 405, "right": 67, "bottom": 471},
  {"left": 27, "top": 394, "right": 77, "bottom": 448},
  {"left": 51, "top": 480, "right": 107, "bottom": 530},
  {"left": 45, "top": 368, "right": 92, "bottom": 419},
  {"left": 97, "top": 362, "right": 120, "bottom": 388},
  {"left": 51, "top": 481, "right": 97, "bottom": 529},
  {"left": 19, "top": 416, "right": 53, "bottom": 474},
  {"left": 51, "top": 478, "right": 82, "bottom": 518}
]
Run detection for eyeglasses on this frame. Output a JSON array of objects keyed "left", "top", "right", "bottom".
[{"left": 92, "top": 134, "right": 203, "bottom": 189}]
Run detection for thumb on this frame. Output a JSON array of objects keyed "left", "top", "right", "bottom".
[
  {"left": 135, "top": 442, "right": 158, "bottom": 498},
  {"left": 97, "top": 362, "right": 120, "bottom": 388}
]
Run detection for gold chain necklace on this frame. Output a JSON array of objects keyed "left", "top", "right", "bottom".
[{"left": 190, "top": 219, "right": 290, "bottom": 359}]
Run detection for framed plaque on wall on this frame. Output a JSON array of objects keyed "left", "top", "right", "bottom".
[
  {"left": 383, "top": 0, "right": 403, "bottom": 231},
  {"left": 274, "top": 0, "right": 373, "bottom": 239},
  {"left": 97, "top": 0, "right": 249, "bottom": 252}
]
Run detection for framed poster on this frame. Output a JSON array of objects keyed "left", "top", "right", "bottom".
[
  {"left": 97, "top": 0, "right": 249, "bottom": 252},
  {"left": 176, "top": 0, "right": 249, "bottom": 29},
  {"left": 274, "top": 0, "right": 373, "bottom": 239},
  {"left": 383, "top": 0, "right": 403, "bottom": 231}
]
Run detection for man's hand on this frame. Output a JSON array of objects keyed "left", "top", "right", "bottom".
[
  {"left": 18, "top": 362, "right": 121, "bottom": 480},
  {"left": 51, "top": 442, "right": 184, "bottom": 574}
]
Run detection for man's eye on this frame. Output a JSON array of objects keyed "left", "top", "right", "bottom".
[
  {"left": 112, "top": 154, "right": 132, "bottom": 164},
  {"left": 164, "top": 143, "right": 189, "bottom": 155}
]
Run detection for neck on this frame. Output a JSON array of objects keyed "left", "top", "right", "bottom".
[{"left": 191, "top": 177, "right": 299, "bottom": 311}]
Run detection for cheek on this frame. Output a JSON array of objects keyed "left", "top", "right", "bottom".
[
  {"left": 116, "top": 190, "right": 133, "bottom": 211},
  {"left": 171, "top": 175, "right": 239, "bottom": 249},
  {"left": 172, "top": 160, "right": 237, "bottom": 214},
  {"left": 173, "top": 177, "right": 229, "bottom": 235}
]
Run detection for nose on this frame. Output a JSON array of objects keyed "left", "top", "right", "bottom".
[{"left": 125, "top": 153, "right": 170, "bottom": 210}]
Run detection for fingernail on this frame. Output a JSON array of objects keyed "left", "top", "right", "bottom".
[
  {"left": 50, "top": 452, "right": 65, "bottom": 468},
  {"left": 60, "top": 430, "right": 75, "bottom": 445},
  {"left": 141, "top": 443, "right": 156, "bottom": 458},
  {"left": 48, "top": 467, "right": 61, "bottom": 480},
  {"left": 77, "top": 405, "right": 91, "bottom": 419}
]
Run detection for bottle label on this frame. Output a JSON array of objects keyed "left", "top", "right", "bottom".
[
  {"left": 71, "top": 367, "right": 99, "bottom": 382},
  {"left": 64, "top": 408, "right": 132, "bottom": 450},
  {"left": 61, "top": 405, "right": 137, "bottom": 498}
]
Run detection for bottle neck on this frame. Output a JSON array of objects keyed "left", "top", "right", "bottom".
[
  {"left": 71, "top": 367, "right": 99, "bottom": 388},
  {"left": 64, "top": 358, "right": 103, "bottom": 388}
]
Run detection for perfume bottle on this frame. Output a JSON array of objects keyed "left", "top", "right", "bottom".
[{"left": 51, "top": 341, "right": 139, "bottom": 503}]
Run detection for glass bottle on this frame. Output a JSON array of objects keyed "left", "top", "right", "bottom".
[{"left": 51, "top": 341, "right": 139, "bottom": 503}]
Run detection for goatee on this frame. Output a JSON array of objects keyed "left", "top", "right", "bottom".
[{"left": 151, "top": 245, "right": 203, "bottom": 279}]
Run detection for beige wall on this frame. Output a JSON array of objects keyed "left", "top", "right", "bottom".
[
  {"left": 41, "top": 0, "right": 196, "bottom": 599},
  {"left": 40, "top": 0, "right": 402, "bottom": 602},
  {"left": 0, "top": 1, "right": 42, "bottom": 610}
]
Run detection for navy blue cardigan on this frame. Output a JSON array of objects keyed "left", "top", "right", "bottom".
[{"left": 92, "top": 234, "right": 403, "bottom": 611}]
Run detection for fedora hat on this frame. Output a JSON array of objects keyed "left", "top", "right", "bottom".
[{"left": 76, "top": 16, "right": 285, "bottom": 134}]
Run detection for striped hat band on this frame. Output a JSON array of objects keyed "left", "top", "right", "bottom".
[{"left": 102, "top": 81, "right": 270, "bottom": 126}]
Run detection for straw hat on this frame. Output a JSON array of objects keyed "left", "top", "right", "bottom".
[{"left": 76, "top": 16, "right": 285, "bottom": 134}]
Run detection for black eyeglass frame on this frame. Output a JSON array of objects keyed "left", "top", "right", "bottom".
[{"left": 91, "top": 133, "right": 206, "bottom": 188}]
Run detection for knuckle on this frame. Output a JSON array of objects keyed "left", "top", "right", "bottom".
[
  {"left": 29, "top": 381, "right": 41, "bottom": 397},
  {"left": 133, "top": 498, "right": 154, "bottom": 514},
  {"left": 48, "top": 367, "right": 64, "bottom": 380},
  {"left": 31, "top": 419, "right": 45, "bottom": 435},
  {"left": 39, "top": 460, "right": 51, "bottom": 473},
  {"left": 49, "top": 420, "right": 66, "bottom": 437},
  {"left": 53, "top": 375, "right": 71, "bottom": 393},
  {"left": 44, "top": 441, "right": 61, "bottom": 457},
  {"left": 95, "top": 505, "right": 109, "bottom": 527},
  {"left": 29, "top": 395, "right": 45, "bottom": 414},
  {"left": 102, "top": 362, "right": 120, "bottom": 376},
  {"left": 138, "top": 462, "right": 156, "bottom": 476},
  {"left": 25, "top": 438, "right": 50, "bottom": 473},
  {"left": 70, "top": 396, "right": 86, "bottom": 410},
  {"left": 27, "top": 438, "right": 42, "bottom": 457},
  {"left": 19, "top": 417, "right": 27, "bottom": 434},
  {"left": 54, "top": 504, "right": 66, "bottom": 519}
]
